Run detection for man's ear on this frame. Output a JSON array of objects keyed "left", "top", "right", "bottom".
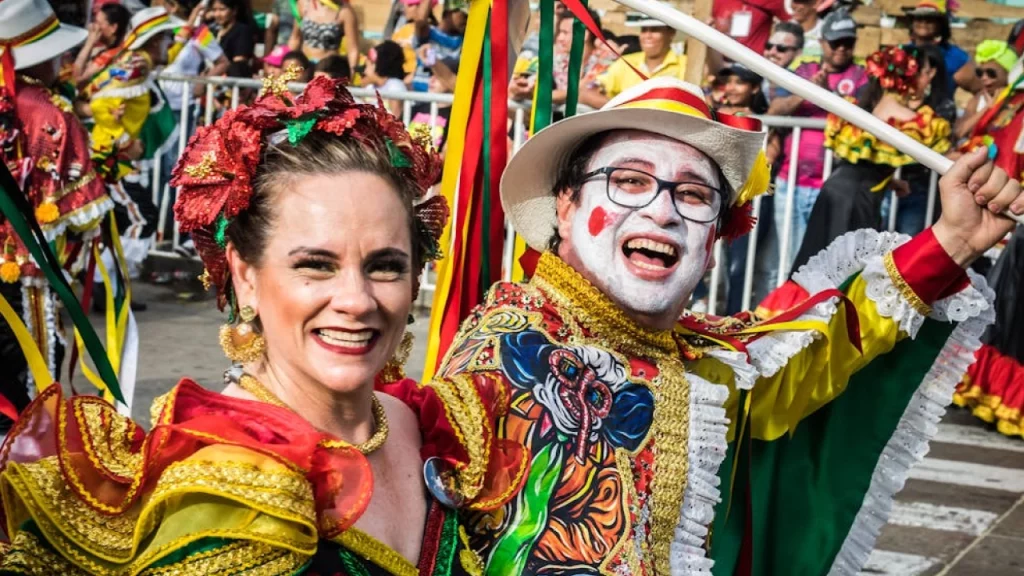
[{"left": 554, "top": 187, "right": 577, "bottom": 247}]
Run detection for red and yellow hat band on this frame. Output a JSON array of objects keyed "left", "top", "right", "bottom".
[
  {"left": 1, "top": 14, "right": 59, "bottom": 48},
  {"left": 615, "top": 86, "right": 763, "bottom": 132},
  {"left": 122, "top": 13, "right": 170, "bottom": 48}
]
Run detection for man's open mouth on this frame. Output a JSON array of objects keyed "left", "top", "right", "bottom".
[{"left": 622, "top": 238, "right": 680, "bottom": 271}]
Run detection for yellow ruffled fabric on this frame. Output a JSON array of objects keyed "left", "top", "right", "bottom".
[
  {"left": 825, "top": 105, "right": 952, "bottom": 168},
  {"left": 0, "top": 443, "right": 316, "bottom": 574},
  {"left": 691, "top": 274, "right": 907, "bottom": 442}
]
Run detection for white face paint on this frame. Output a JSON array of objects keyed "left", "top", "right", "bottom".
[{"left": 560, "top": 131, "right": 720, "bottom": 326}]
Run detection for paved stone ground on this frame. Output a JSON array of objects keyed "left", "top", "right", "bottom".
[{"left": 83, "top": 281, "right": 1024, "bottom": 575}]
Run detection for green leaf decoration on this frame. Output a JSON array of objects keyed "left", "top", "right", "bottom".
[
  {"left": 215, "top": 213, "right": 231, "bottom": 249},
  {"left": 386, "top": 138, "right": 412, "bottom": 168},
  {"left": 286, "top": 116, "right": 318, "bottom": 146}
]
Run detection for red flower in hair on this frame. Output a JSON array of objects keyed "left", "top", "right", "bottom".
[
  {"left": 171, "top": 112, "right": 263, "bottom": 232},
  {"left": 866, "top": 47, "right": 919, "bottom": 96}
]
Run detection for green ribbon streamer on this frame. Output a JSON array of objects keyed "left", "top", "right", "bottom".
[
  {"left": 564, "top": 0, "right": 588, "bottom": 118},
  {"left": 480, "top": 18, "right": 493, "bottom": 296},
  {"left": 0, "top": 167, "right": 124, "bottom": 403},
  {"left": 534, "top": 0, "right": 555, "bottom": 132}
]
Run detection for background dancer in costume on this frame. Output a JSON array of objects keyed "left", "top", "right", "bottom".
[
  {"left": 390, "top": 77, "right": 1022, "bottom": 576},
  {"left": 0, "top": 75, "right": 507, "bottom": 575},
  {"left": 953, "top": 49, "right": 1024, "bottom": 439},
  {"left": 0, "top": 0, "right": 112, "bottom": 432},
  {"left": 84, "top": 7, "right": 182, "bottom": 309},
  {"left": 781, "top": 45, "right": 952, "bottom": 285}
]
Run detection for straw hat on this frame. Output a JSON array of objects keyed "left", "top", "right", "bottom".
[
  {"left": 124, "top": 7, "right": 184, "bottom": 51},
  {"left": 0, "top": 0, "right": 87, "bottom": 71},
  {"left": 501, "top": 77, "right": 769, "bottom": 251}
]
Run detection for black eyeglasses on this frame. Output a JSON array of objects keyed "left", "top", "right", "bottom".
[
  {"left": 827, "top": 38, "right": 856, "bottom": 50},
  {"left": 976, "top": 67, "right": 1001, "bottom": 79},
  {"left": 765, "top": 42, "right": 798, "bottom": 52},
  {"left": 581, "top": 166, "right": 723, "bottom": 223}
]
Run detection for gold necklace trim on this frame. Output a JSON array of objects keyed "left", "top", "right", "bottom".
[
  {"left": 237, "top": 373, "right": 389, "bottom": 456},
  {"left": 531, "top": 253, "right": 679, "bottom": 357}
]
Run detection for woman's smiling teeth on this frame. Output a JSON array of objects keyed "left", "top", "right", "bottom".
[{"left": 316, "top": 328, "right": 375, "bottom": 347}]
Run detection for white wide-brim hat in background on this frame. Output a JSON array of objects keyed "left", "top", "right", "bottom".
[
  {"left": 0, "top": 0, "right": 88, "bottom": 70},
  {"left": 125, "top": 7, "right": 185, "bottom": 51},
  {"left": 500, "top": 77, "right": 768, "bottom": 252}
]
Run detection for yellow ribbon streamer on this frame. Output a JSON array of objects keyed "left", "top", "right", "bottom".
[
  {"left": 0, "top": 291, "right": 53, "bottom": 391},
  {"left": 422, "top": 0, "right": 491, "bottom": 382},
  {"left": 75, "top": 218, "right": 133, "bottom": 405}
]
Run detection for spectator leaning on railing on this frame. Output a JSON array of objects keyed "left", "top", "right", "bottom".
[{"left": 766, "top": 8, "right": 867, "bottom": 271}]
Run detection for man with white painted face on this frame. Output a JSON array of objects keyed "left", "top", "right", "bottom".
[{"left": 403, "top": 77, "right": 1023, "bottom": 575}]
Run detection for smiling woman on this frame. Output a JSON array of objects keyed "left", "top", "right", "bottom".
[{"left": 0, "top": 78, "right": 500, "bottom": 576}]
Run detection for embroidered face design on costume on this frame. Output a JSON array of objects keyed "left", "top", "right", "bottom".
[
  {"left": 499, "top": 330, "right": 654, "bottom": 463},
  {"left": 560, "top": 130, "right": 721, "bottom": 323}
]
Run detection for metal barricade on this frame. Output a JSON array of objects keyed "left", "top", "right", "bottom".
[{"left": 149, "top": 73, "right": 943, "bottom": 315}]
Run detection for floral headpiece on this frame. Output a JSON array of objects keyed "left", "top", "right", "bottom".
[
  {"left": 866, "top": 47, "right": 920, "bottom": 97},
  {"left": 171, "top": 70, "right": 448, "bottom": 311}
]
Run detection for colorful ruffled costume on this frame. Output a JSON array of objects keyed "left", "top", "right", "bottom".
[
  {"left": 952, "top": 85, "right": 1024, "bottom": 439},
  {"left": 0, "top": 379, "right": 490, "bottom": 575},
  {"left": 0, "top": 77, "right": 112, "bottom": 409},
  {"left": 394, "top": 229, "right": 992, "bottom": 575}
]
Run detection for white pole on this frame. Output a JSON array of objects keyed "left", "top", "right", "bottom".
[
  {"left": 778, "top": 126, "right": 801, "bottom": 286},
  {"left": 925, "top": 170, "right": 939, "bottom": 227},
  {"left": 609, "top": 0, "right": 1024, "bottom": 225},
  {"left": 741, "top": 194, "right": 762, "bottom": 310}
]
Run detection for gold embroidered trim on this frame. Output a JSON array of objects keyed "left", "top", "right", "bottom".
[
  {"left": 426, "top": 373, "right": 490, "bottom": 505},
  {"left": 0, "top": 528, "right": 90, "bottom": 575},
  {"left": 649, "top": 360, "right": 691, "bottom": 576},
  {"left": 883, "top": 252, "right": 932, "bottom": 316},
  {"left": 531, "top": 253, "right": 678, "bottom": 358},
  {"left": 334, "top": 528, "right": 419, "bottom": 576},
  {"left": 138, "top": 540, "right": 306, "bottom": 576},
  {"left": 78, "top": 401, "right": 144, "bottom": 480},
  {"left": 14, "top": 456, "right": 138, "bottom": 555},
  {"left": 151, "top": 459, "right": 317, "bottom": 523}
]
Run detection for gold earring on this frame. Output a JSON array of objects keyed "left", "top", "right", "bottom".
[
  {"left": 379, "top": 331, "right": 414, "bottom": 383},
  {"left": 219, "top": 305, "right": 266, "bottom": 363}
]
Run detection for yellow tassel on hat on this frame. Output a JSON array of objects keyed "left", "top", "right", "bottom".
[
  {"left": 35, "top": 199, "right": 59, "bottom": 224},
  {"left": 734, "top": 150, "right": 772, "bottom": 207}
]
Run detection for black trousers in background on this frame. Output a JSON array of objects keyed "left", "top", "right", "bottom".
[{"left": 791, "top": 162, "right": 894, "bottom": 274}]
